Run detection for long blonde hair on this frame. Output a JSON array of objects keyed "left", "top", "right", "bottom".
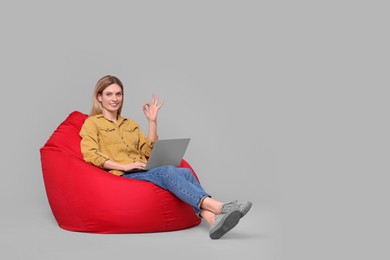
[{"left": 90, "top": 75, "right": 124, "bottom": 116}]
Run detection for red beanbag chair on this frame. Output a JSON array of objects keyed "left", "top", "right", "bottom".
[{"left": 40, "top": 111, "right": 201, "bottom": 233}]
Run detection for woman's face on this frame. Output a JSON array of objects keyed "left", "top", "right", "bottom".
[{"left": 98, "top": 83, "right": 123, "bottom": 114}]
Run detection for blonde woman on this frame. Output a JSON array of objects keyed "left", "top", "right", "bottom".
[{"left": 80, "top": 75, "right": 252, "bottom": 239}]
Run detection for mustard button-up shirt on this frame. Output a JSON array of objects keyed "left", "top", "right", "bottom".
[{"left": 80, "top": 114, "right": 155, "bottom": 176}]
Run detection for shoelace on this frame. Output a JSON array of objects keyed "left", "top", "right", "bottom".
[{"left": 221, "top": 200, "right": 239, "bottom": 213}]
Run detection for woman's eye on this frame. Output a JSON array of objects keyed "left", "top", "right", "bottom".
[{"left": 106, "top": 93, "right": 112, "bottom": 97}]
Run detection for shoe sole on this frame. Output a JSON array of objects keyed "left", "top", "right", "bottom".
[
  {"left": 240, "top": 201, "right": 253, "bottom": 218},
  {"left": 209, "top": 210, "right": 241, "bottom": 239}
]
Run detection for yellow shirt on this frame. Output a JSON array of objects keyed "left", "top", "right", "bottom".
[{"left": 79, "top": 114, "right": 155, "bottom": 176}]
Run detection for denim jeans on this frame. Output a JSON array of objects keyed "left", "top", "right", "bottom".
[{"left": 122, "top": 166, "right": 210, "bottom": 216}]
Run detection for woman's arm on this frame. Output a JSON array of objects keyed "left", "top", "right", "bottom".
[
  {"left": 103, "top": 160, "right": 146, "bottom": 172},
  {"left": 81, "top": 118, "right": 145, "bottom": 173},
  {"left": 143, "top": 95, "right": 163, "bottom": 142},
  {"left": 148, "top": 121, "right": 158, "bottom": 142},
  {"left": 80, "top": 119, "right": 110, "bottom": 168}
]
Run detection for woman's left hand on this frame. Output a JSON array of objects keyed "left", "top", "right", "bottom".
[{"left": 143, "top": 95, "right": 163, "bottom": 122}]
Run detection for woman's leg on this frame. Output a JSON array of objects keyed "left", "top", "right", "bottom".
[
  {"left": 122, "top": 166, "right": 248, "bottom": 239},
  {"left": 177, "top": 168, "right": 252, "bottom": 219},
  {"left": 200, "top": 197, "right": 224, "bottom": 215},
  {"left": 200, "top": 209, "right": 215, "bottom": 226},
  {"left": 177, "top": 167, "right": 203, "bottom": 187},
  {"left": 122, "top": 166, "right": 210, "bottom": 215}
]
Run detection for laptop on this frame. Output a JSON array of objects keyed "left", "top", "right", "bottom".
[{"left": 126, "top": 138, "right": 190, "bottom": 173}]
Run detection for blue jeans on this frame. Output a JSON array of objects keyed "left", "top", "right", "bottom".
[{"left": 122, "top": 166, "right": 210, "bottom": 216}]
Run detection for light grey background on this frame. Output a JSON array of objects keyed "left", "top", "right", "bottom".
[{"left": 1, "top": 1, "right": 389, "bottom": 259}]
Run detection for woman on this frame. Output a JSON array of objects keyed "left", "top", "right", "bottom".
[{"left": 80, "top": 75, "right": 252, "bottom": 239}]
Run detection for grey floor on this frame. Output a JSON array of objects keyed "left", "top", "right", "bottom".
[{"left": 2, "top": 200, "right": 280, "bottom": 260}]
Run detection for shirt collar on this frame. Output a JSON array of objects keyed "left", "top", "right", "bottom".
[{"left": 96, "top": 113, "right": 127, "bottom": 125}]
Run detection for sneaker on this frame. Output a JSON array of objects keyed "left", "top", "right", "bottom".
[
  {"left": 209, "top": 210, "right": 241, "bottom": 239},
  {"left": 221, "top": 200, "right": 253, "bottom": 217}
]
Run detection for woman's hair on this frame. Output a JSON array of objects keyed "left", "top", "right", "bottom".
[{"left": 90, "top": 75, "right": 124, "bottom": 116}]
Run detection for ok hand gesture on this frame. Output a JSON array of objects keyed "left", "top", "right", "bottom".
[{"left": 143, "top": 95, "right": 163, "bottom": 123}]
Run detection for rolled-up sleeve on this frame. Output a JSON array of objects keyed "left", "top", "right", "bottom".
[
  {"left": 80, "top": 119, "right": 110, "bottom": 167},
  {"left": 139, "top": 130, "right": 156, "bottom": 157}
]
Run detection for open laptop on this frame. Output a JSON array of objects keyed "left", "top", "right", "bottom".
[{"left": 126, "top": 138, "right": 190, "bottom": 173}]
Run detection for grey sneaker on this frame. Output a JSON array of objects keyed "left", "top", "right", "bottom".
[
  {"left": 209, "top": 209, "right": 241, "bottom": 239},
  {"left": 221, "top": 200, "right": 253, "bottom": 217}
]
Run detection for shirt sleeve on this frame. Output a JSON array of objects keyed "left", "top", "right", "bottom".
[
  {"left": 138, "top": 129, "right": 156, "bottom": 157},
  {"left": 79, "top": 118, "right": 110, "bottom": 168}
]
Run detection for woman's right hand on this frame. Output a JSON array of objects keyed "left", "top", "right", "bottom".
[
  {"left": 103, "top": 160, "right": 147, "bottom": 172},
  {"left": 123, "top": 162, "right": 146, "bottom": 172}
]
